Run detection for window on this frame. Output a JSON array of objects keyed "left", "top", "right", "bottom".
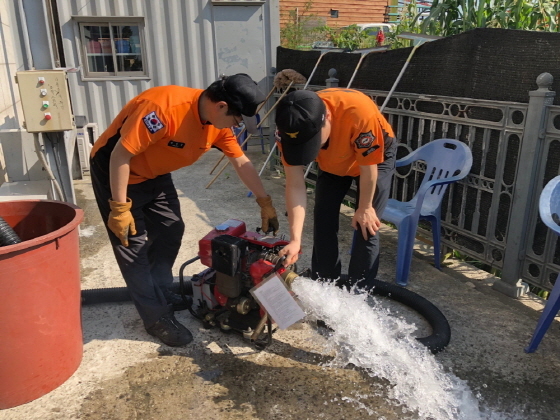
[{"left": 74, "top": 16, "right": 148, "bottom": 80}]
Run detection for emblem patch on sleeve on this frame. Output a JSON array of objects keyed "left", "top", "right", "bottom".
[
  {"left": 354, "top": 131, "right": 376, "bottom": 149},
  {"left": 143, "top": 111, "right": 164, "bottom": 134}
]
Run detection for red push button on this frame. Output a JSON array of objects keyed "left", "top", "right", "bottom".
[{"left": 44, "top": 113, "right": 52, "bottom": 120}]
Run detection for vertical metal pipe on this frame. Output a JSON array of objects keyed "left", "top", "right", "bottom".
[
  {"left": 17, "top": 0, "right": 34, "bottom": 69},
  {"left": 33, "top": 133, "right": 65, "bottom": 201}
]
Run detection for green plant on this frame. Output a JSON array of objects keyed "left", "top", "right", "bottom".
[
  {"left": 329, "top": 24, "right": 369, "bottom": 51},
  {"left": 280, "top": 1, "right": 330, "bottom": 50},
  {"left": 440, "top": 249, "right": 501, "bottom": 277},
  {"left": 385, "top": 0, "right": 428, "bottom": 49},
  {"left": 494, "top": 0, "right": 559, "bottom": 31},
  {"left": 529, "top": 284, "right": 550, "bottom": 300},
  {"left": 420, "top": 0, "right": 560, "bottom": 36}
]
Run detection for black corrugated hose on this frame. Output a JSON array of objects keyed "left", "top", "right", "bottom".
[
  {"left": 368, "top": 278, "right": 451, "bottom": 354},
  {"left": 81, "top": 271, "right": 451, "bottom": 354},
  {"left": 81, "top": 281, "right": 191, "bottom": 306},
  {"left": 0, "top": 216, "right": 22, "bottom": 246},
  {"left": 0, "top": 217, "right": 450, "bottom": 353},
  {"left": 81, "top": 257, "right": 199, "bottom": 318}
]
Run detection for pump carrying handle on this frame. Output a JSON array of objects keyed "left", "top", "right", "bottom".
[{"left": 273, "top": 255, "right": 287, "bottom": 273}]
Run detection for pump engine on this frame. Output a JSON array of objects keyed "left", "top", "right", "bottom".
[{"left": 179, "top": 219, "right": 299, "bottom": 347}]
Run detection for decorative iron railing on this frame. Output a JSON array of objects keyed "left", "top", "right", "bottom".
[
  {"left": 522, "top": 104, "right": 560, "bottom": 290},
  {"left": 271, "top": 73, "right": 559, "bottom": 296}
]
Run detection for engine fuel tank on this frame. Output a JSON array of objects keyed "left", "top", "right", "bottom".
[{"left": 198, "top": 219, "right": 246, "bottom": 267}]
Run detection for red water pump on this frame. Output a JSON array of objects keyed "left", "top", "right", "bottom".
[{"left": 179, "top": 219, "right": 299, "bottom": 347}]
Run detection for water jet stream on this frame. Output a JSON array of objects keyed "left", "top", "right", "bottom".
[{"left": 292, "top": 278, "right": 514, "bottom": 420}]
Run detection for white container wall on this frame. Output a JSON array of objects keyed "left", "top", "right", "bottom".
[
  {"left": 54, "top": 0, "right": 280, "bottom": 132},
  {"left": 0, "top": 0, "right": 278, "bottom": 198}
]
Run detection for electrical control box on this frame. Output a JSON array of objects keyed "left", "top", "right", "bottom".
[{"left": 15, "top": 70, "right": 74, "bottom": 133}]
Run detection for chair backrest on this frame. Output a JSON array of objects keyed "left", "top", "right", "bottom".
[
  {"left": 403, "top": 139, "right": 473, "bottom": 214},
  {"left": 539, "top": 175, "right": 560, "bottom": 237}
]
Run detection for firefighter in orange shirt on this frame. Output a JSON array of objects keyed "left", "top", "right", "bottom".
[
  {"left": 275, "top": 88, "right": 396, "bottom": 289},
  {"left": 90, "top": 74, "right": 279, "bottom": 346}
]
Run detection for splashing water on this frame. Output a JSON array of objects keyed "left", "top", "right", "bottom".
[{"left": 291, "top": 277, "right": 513, "bottom": 420}]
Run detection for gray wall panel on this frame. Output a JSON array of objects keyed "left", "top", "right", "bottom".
[{"left": 56, "top": 0, "right": 278, "bottom": 133}]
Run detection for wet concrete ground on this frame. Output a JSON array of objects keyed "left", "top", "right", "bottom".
[{"left": 2, "top": 147, "right": 560, "bottom": 420}]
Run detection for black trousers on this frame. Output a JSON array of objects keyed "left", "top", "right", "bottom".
[
  {"left": 90, "top": 158, "right": 185, "bottom": 328},
  {"left": 311, "top": 140, "right": 396, "bottom": 289}
]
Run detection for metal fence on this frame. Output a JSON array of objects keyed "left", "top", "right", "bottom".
[
  {"left": 522, "top": 102, "right": 560, "bottom": 291},
  {"left": 367, "top": 89, "right": 529, "bottom": 290},
  {"left": 271, "top": 73, "right": 560, "bottom": 296}
]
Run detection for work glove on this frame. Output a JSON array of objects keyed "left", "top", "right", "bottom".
[
  {"left": 108, "top": 198, "right": 137, "bottom": 247},
  {"left": 256, "top": 195, "right": 279, "bottom": 235}
]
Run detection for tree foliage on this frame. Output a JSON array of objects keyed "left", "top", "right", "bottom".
[
  {"left": 280, "top": 1, "right": 324, "bottom": 49},
  {"left": 329, "top": 24, "right": 369, "bottom": 50}
]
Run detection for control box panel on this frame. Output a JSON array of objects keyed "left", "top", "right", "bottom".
[{"left": 16, "top": 70, "right": 74, "bottom": 133}]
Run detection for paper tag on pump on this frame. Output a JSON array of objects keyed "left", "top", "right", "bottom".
[{"left": 250, "top": 272, "right": 306, "bottom": 329}]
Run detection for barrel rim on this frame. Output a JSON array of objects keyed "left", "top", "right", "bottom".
[{"left": 0, "top": 199, "right": 84, "bottom": 255}]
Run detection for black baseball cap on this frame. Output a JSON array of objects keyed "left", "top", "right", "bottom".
[
  {"left": 275, "top": 90, "right": 326, "bottom": 166},
  {"left": 221, "top": 73, "right": 265, "bottom": 134}
]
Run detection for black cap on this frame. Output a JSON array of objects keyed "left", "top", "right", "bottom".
[
  {"left": 275, "top": 90, "right": 326, "bottom": 166},
  {"left": 221, "top": 74, "right": 266, "bottom": 134}
]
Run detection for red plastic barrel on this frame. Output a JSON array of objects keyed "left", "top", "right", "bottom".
[{"left": 0, "top": 200, "right": 84, "bottom": 409}]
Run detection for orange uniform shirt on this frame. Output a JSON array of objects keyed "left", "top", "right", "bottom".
[
  {"left": 280, "top": 88, "right": 395, "bottom": 177},
  {"left": 90, "top": 86, "right": 243, "bottom": 184}
]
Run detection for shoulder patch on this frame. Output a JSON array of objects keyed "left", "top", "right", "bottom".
[
  {"left": 143, "top": 111, "right": 164, "bottom": 134},
  {"left": 354, "top": 131, "right": 376, "bottom": 149}
]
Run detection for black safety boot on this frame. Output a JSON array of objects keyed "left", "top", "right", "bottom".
[
  {"left": 163, "top": 289, "right": 192, "bottom": 311},
  {"left": 146, "top": 313, "right": 193, "bottom": 346}
]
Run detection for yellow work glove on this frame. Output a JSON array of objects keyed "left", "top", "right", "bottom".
[
  {"left": 256, "top": 195, "right": 279, "bottom": 235},
  {"left": 108, "top": 198, "right": 137, "bottom": 247}
]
